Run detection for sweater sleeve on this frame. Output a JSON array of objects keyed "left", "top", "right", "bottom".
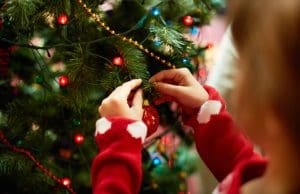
[
  {"left": 91, "top": 117, "right": 147, "bottom": 194},
  {"left": 182, "top": 85, "right": 261, "bottom": 182}
]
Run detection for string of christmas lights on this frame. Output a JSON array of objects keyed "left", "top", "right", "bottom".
[
  {"left": 76, "top": 0, "right": 177, "bottom": 69},
  {"left": 0, "top": 131, "right": 76, "bottom": 194}
]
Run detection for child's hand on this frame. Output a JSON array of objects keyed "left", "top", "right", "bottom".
[
  {"left": 150, "top": 68, "right": 209, "bottom": 110},
  {"left": 98, "top": 79, "right": 144, "bottom": 120}
]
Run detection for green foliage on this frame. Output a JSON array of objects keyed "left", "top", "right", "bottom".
[
  {"left": 5, "top": 0, "right": 42, "bottom": 30},
  {"left": 0, "top": 153, "right": 32, "bottom": 176},
  {"left": 0, "top": 152, "right": 63, "bottom": 194}
]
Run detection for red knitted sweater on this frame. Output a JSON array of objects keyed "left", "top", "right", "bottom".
[{"left": 91, "top": 86, "right": 268, "bottom": 194}]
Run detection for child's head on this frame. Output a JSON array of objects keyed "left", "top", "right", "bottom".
[{"left": 230, "top": 0, "right": 300, "bottom": 146}]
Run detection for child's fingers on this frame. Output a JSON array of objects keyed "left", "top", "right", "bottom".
[
  {"left": 154, "top": 82, "right": 182, "bottom": 98},
  {"left": 150, "top": 68, "right": 190, "bottom": 84},
  {"left": 150, "top": 69, "right": 179, "bottom": 83},
  {"left": 131, "top": 89, "right": 143, "bottom": 111}
]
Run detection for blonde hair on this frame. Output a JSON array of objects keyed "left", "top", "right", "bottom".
[{"left": 230, "top": 0, "right": 300, "bottom": 141}]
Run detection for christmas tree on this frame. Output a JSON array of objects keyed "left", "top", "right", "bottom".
[{"left": 0, "top": 0, "right": 223, "bottom": 193}]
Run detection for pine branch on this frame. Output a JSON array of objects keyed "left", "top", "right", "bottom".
[
  {"left": 0, "top": 152, "right": 33, "bottom": 176},
  {"left": 4, "top": 0, "right": 42, "bottom": 29},
  {"left": 149, "top": 25, "right": 186, "bottom": 53}
]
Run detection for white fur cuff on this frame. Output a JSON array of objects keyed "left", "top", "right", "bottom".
[
  {"left": 127, "top": 121, "right": 147, "bottom": 143},
  {"left": 197, "top": 100, "right": 222, "bottom": 124},
  {"left": 95, "top": 118, "right": 148, "bottom": 143},
  {"left": 95, "top": 117, "right": 112, "bottom": 136}
]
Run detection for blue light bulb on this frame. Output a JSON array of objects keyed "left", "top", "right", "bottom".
[
  {"left": 151, "top": 8, "right": 160, "bottom": 16},
  {"left": 153, "top": 37, "right": 162, "bottom": 46},
  {"left": 190, "top": 26, "right": 199, "bottom": 35},
  {"left": 154, "top": 40, "right": 162, "bottom": 46},
  {"left": 152, "top": 157, "right": 161, "bottom": 166},
  {"left": 182, "top": 57, "right": 190, "bottom": 64}
]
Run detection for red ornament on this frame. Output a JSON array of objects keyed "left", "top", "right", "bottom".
[
  {"left": 182, "top": 15, "right": 194, "bottom": 26},
  {"left": 61, "top": 177, "right": 71, "bottom": 187},
  {"left": 58, "top": 75, "right": 69, "bottom": 87},
  {"left": 112, "top": 56, "right": 124, "bottom": 66},
  {"left": 57, "top": 14, "right": 69, "bottom": 25},
  {"left": 74, "top": 133, "right": 84, "bottom": 144},
  {"left": 142, "top": 105, "right": 160, "bottom": 137}
]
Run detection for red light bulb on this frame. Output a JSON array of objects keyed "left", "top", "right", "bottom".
[
  {"left": 58, "top": 75, "right": 69, "bottom": 87},
  {"left": 182, "top": 15, "right": 194, "bottom": 26},
  {"left": 198, "top": 68, "right": 207, "bottom": 78},
  {"left": 112, "top": 56, "right": 124, "bottom": 66},
  {"left": 205, "top": 43, "right": 214, "bottom": 49},
  {"left": 74, "top": 133, "right": 84, "bottom": 144},
  {"left": 57, "top": 14, "right": 69, "bottom": 25},
  {"left": 61, "top": 177, "right": 71, "bottom": 187}
]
